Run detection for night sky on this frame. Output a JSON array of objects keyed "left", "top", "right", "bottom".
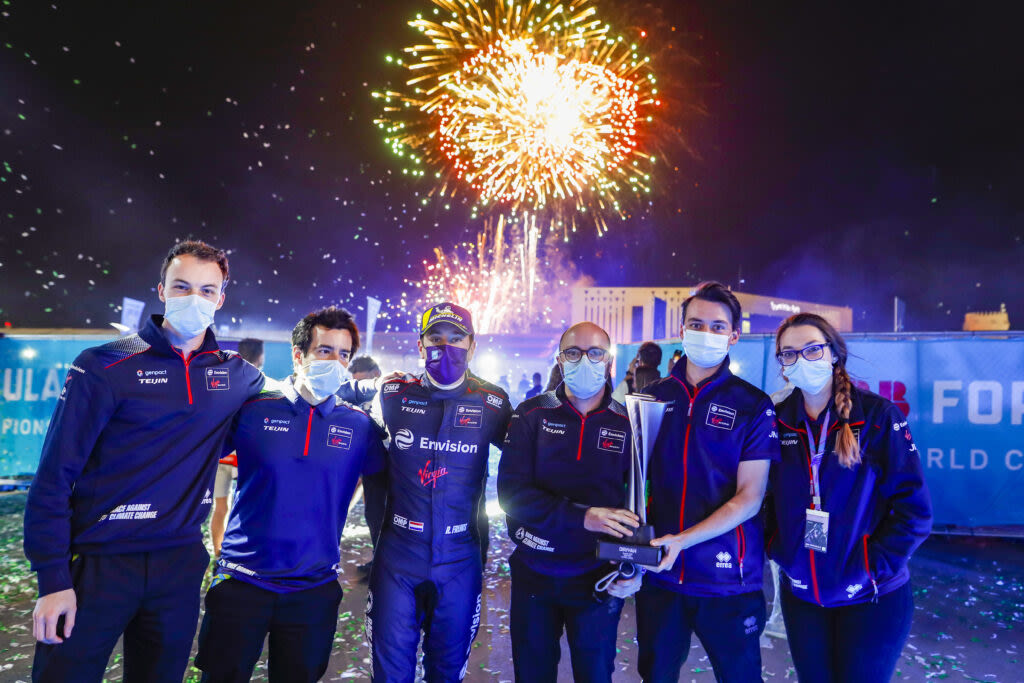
[{"left": 1, "top": 0, "right": 1021, "bottom": 334}]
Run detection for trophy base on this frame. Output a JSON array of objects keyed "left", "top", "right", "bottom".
[
  {"left": 596, "top": 525, "right": 663, "bottom": 567},
  {"left": 596, "top": 539, "right": 664, "bottom": 566}
]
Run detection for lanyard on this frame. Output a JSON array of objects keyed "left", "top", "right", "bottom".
[{"left": 804, "top": 409, "right": 830, "bottom": 510}]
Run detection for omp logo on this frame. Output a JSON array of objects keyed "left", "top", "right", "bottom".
[
  {"left": 392, "top": 514, "right": 408, "bottom": 528},
  {"left": 394, "top": 429, "right": 415, "bottom": 450},
  {"left": 486, "top": 394, "right": 503, "bottom": 408},
  {"left": 846, "top": 583, "right": 863, "bottom": 598},
  {"left": 715, "top": 551, "right": 733, "bottom": 568},
  {"left": 383, "top": 383, "right": 401, "bottom": 394}
]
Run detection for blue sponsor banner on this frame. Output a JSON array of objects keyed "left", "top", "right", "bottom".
[
  {"left": 0, "top": 335, "right": 295, "bottom": 476},
  {"left": 0, "top": 337, "right": 105, "bottom": 475},
  {"left": 3, "top": 334, "right": 1021, "bottom": 528},
  {"left": 615, "top": 335, "right": 1024, "bottom": 529}
]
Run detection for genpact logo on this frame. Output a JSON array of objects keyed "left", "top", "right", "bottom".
[{"left": 394, "top": 428, "right": 415, "bottom": 450}]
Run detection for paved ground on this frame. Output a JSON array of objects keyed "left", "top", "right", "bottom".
[{"left": 0, "top": 488, "right": 1021, "bottom": 682}]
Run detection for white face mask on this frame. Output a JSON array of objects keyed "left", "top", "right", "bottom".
[
  {"left": 682, "top": 329, "right": 731, "bottom": 368},
  {"left": 164, "top": 294, "right": 217, "bottom": 338},
  {"left": 301, "top": 360, "right": 351, "bottom": 403},
  {"left": 783, "top": 357, "right": 834, "bottom": 395}
]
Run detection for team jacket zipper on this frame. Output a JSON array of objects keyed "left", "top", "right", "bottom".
[{"left": 671, "top": 376, "right": 702, "bottom": 584}]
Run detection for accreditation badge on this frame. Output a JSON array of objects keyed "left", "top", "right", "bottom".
[{"left": 803, "top": 508, "right": 830, "bottom": 553}]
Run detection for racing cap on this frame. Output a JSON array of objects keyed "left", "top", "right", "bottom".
[{"left": 420, "top": 302, "right": 474, "bottom": 337}]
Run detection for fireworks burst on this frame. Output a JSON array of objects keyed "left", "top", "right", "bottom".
[{"left": 375, "top": 0, "right": 660, "bottom": 237}]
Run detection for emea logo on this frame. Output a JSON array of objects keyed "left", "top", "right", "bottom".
[{"left": 394, "top": 428, "right": 415, "bottom": 450}]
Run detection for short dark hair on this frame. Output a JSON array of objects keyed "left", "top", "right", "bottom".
[
  {"left": 237, "top": 338, "right": 264, "bottom": 365},
  {"left": 532, "top": 372, "right": 542, "bottom": 384},
  {"left": 348, "top": 355, "right": 380, "bottom": 375},
  {"left": 292, "top": 306, "right": 360, "bottom": 356},
  {"left": 160, "top": 240, "right": 229, "bottom": 288},
  {"left": 682, "top": 281, "right": 742, "bottom": 330},
  {"left": 634, "top": 366, "right": 661, "bottom": 392},
  {"left": 638, "top": 341, "right": 663, "bottom": 368}
]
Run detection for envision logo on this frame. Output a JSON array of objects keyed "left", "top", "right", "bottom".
[{"left": 394, "top": 428, "right": 415, "bottom": 450}]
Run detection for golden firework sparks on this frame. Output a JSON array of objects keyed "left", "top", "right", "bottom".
[{"left": 374, "top": 0, "right": 660, "bottom": 238}]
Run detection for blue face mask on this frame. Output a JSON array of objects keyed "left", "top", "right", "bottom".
[
  {"left": 164, "top": 294, "right": 217, "bottom": 338},
  {"left": 562, "top": 357, "right": 608, "bottom": 399},
  {"left": 302, "top": 360, "right": 351, "bottom": 403},
  {"left": 425, "top": 344, "right": 469, "bottom": 387},
  {"left": 682, "top": 329, "right": 731, "bottom": 368}
]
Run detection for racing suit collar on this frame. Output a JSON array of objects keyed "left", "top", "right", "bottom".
[
  {"left": 420, "top": 371, "right": 470, "bottom": 400},
  {"left": 779, "top": 386, "right": 866, "bottom": 433},
  {"left": 669, "top": 351, "right": 733, "bottom": 393},
  {"left": 140, "top": 314, "right": 220, "bottom": 357}
]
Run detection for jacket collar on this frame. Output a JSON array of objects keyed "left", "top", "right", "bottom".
[
  {"left": 280, "top": 376, "right": 337, "bottom": 417},
  {"left": 778, "top": 385, "right": 866, "bottom": 434},
  {"left": 555, "top": 380, "right": 614, "bottom": 416},
  {"left": 139, "top": 314, "right": 220, "bottom": 358},
  {"left": 669, "top": 353, "right": 733, "bottom": 395}
]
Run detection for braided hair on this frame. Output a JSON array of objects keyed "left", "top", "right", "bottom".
[{"left": 776, "top": 313, "right": 861, "bottom": 468}]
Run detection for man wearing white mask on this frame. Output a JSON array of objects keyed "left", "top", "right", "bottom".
[
  {"left": 25, "top": 240, "right": 266, "bottom": 682},
  {"left": 636, "top": 281, "right": 781, "bottom": 683},
  {"left": 498, "top": 321, "right": 642, "bottom": 683},
  {"left": 194, "top": 306, "right": 386, "bottom": 682}
]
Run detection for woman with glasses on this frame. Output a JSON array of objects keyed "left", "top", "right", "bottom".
[{"left": 767, "top": 313, "right": 932, "bottom": 683}]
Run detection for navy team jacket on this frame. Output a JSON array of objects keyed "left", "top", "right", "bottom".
[
  {"left": 767, "top": 386, "right": 932, "bottom": 607},
  {"left": 377, "top": 373, "right": 512, "bottom": 566},
  {"left": 24, "top": 315, "right": 265, "bottom": 596},
  {"left": 497, "top": 384, "right": 632, "bottom": 577},
  {"left": 645, "top": 356, "right": 780, "bottom": 597},
  {"left": 217, "top": 379, "right": 386, "bottom": 592}
]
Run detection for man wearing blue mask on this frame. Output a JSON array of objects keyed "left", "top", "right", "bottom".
[
  {"left": 366, "top": 302, "right": 513, "bottom": 682},
  {"left": 636, "top": 281, "right": 781, "bottom": 683},
  {"left": 498, "top": 321, "right": 643, "bottom": 683},
  {"left": 194, "top": 306, "right": 386, "bottom": 682},
  {"left": 25, "top": 240, "right": 265, "bottom": 682}
]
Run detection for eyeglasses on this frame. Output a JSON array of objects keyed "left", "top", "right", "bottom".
[
  {"left": 560, "top": 346, "right": 609, "bottom": 364},
  {"left": 776, "top": 343, "right": 828, "bottom": 367}
]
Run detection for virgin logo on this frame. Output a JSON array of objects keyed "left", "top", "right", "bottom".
[{"left": 419, "top": 459, "right": 448, "bottom": 488}]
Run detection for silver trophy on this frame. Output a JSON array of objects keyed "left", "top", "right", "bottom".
[{"left": 596, "top": 393, "right": 669, "bottom": 567}]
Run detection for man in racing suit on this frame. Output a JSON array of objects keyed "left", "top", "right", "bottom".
[{"left": 366, "top": 302, "right": 512, "bottom": 682}]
